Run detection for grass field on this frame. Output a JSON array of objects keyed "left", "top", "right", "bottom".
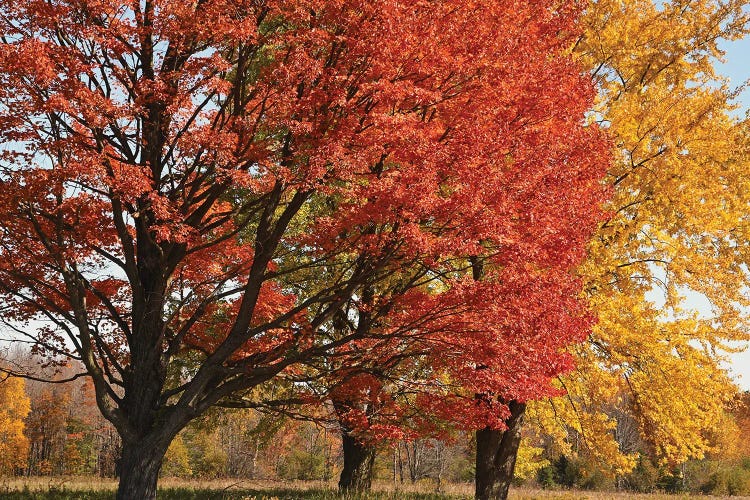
[{"left": 0, "top": 478, "right": 748, "bottom": 499}]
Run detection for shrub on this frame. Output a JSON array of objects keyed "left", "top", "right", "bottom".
[
  {"left": 277, "top": 448, "right": 327, "bottom": 481},
  {"left": 537, "top": 464, "right": 558, "bottom": 489},
  {"left": 701, "top": 466, "right": 750, "bottom": 496},
  {"left": 621, "top": 454, "right": 658, "bottom": 493}
]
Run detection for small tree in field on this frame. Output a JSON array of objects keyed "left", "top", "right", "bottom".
[{"left": 0, "top": 0, "right": 607, "bottom": 498}]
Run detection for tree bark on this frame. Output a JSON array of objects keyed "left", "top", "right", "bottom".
[
  {"left": 475, "top": 400, "right": 526, "bottom": 500},
  {"left": 338, "top": 430, "right": 376, "bottom": 492},
  {"left": 405, "top": 440, "right": 421, "bottom": 483},
  {"left": 116, "top": 439, "right": 167, "bottom": 500}
]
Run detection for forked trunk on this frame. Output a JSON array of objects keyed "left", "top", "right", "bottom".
[
  {"left": 475, "top": 401, "right": 526, "bottom": 500},
  {"left": 116, "top": 439, "right": 166, "bottom": 500},
  {"left": 339, "top": 431, "right": 376, "bottom": 492}
]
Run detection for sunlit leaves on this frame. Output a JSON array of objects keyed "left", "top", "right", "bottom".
[{"left": 530, "top": 0, "right": 750, "bottom": 471}]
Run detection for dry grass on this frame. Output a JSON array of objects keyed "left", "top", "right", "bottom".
[
  {"left": 0, "top": 477, "right": 749, "bottom": 499},
  {"left": 509, "top": 489, "right": 750, "bottom": 499},
  {"left": 0, "top": 476, "right": 118, "bottom": 491}
]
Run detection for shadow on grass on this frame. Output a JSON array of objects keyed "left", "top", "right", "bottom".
[{"left": 0, "top": 486, "right": 468, "bottom": 500}]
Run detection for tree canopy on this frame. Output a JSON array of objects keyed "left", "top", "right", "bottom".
[
  {"left": 529, "top": 0, "right": 750, "bottom": 473},
  {"left": 0, "top": 0, "right": 609, "bottom": 498}
]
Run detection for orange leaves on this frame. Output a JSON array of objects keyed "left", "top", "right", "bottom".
[
  {"left": 151, "top": 0, "right": 261, "bottom": 46},
  {"left": 0, "top": 0, "right": 609, "bottom": 468},
  {"left": 0, "top": 39, "right": 57, "bottom": 87}
]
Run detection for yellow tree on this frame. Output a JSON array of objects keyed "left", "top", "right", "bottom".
[
  {"left": 527, "top": 0, "right": 750, "bottom": 473},
  {"left": 0, "top": 374, "right": 30, "bottom": 475}
]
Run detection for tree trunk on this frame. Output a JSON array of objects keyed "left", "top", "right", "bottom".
[
  {"left": 398, "top": 442, "right": 404, "bottom": 483},
  {"left": 338, "top": 431, "right": 376, "bottom": 492},
  {"left": 405, "top": 441, "right": 421, "bottom": 483},
  {"left": 116, "top": 439, "right": 166, "bottom": 500},
  {"left": 475, "top": 400, "right": 526, "bottom": 500}
]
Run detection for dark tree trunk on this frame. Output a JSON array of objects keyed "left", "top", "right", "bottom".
[
  {"left": 475, "top": 400, "right": 527, "bottom": 500},
  {"left": 339, "top": 431, "right": 376, "bottom": 492},
  {"left": 115, "top": 439, "right": 167, "bottom": 500}
]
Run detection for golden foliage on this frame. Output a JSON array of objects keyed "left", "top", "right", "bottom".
[
  {"left": 162, "top": 434, "right": 193, "bottom": 478},
  {"left": 530, "top": 0, "right": 750, "bottom": 471},
  {"left": 514, "top": 438, "right": 551, "bottom": 480},
  {"left": 0, "top": 375, "right": 30, "bottom": 474}
]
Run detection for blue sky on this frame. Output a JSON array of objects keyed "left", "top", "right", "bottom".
[
  {"left": 717, "top": 35, "right": 750, "bottom": 389},
  {"left": 718, "top": 35, "right": 750, "bottom": 116}
]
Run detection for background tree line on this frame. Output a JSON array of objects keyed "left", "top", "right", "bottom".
[{"left": 3, "top": 351, "right": 750, "bottom": 497}]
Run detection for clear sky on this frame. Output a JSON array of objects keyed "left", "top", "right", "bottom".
[
  {"left": 717, "top": 35, "right": 750, "bottom": 389},
  {"left": 718, "top": 35, "right": 750, "bottom": 116}
]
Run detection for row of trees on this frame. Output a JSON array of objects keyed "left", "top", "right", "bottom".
[
  {"left": 0, "top": 358, "right": 119, "bottom": 478},
  {"left": 4, "top": 358, "right": 750, "bottom": 497},
  {"left": 0, "top": 0, "right": 749, "bottom": 499}
]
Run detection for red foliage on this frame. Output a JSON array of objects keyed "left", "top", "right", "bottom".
[{"left": 0, "top": 0, "right": 609, "bottom": 484}]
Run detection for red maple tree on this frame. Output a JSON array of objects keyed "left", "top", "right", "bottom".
[{"left": 0, "top": 0, "right": 608, "bottom": 498}]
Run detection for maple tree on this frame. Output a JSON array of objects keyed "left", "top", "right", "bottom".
[
  {"left": 314, "top": 126, "right": 608, "bottom": 492},
  {"left": 0, "top": 0, "right": 608, "bottom": 498},
  {"left": 318, "top": 83, "right": 607, "bottom": 496},
  {"left": 465, "top": 0, "right": 750, "bottom": 494}
]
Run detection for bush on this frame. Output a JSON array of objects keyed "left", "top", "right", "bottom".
[
  {"left": 535, "top": 455, "right": 612, "bottom": 491},
  {"left": 161, "top": 435, "right": 192, "bottom": 478},
  {"left": 578, "top": 467, "right": 612, "bottom": 491},
  {"left": 656, "top": 466, "right": 685, "bottom": 493},
  {"left": 277, "top": 447, "right": 327, "bottom": 481},
  {"left": 536, "top": 464, "right": 558, "bottom": 489},
  {"left": 701, "top": 466, "right": 750, "bottom": 496},
  {"left": 621, "top": 454, "right": 658, "bottom": 493},
  {"left": 554, "top": 455, "right": 578, "bottom": 487},
  {"left": 187, "top": 431, "right": 228, "bottom": 478}
]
